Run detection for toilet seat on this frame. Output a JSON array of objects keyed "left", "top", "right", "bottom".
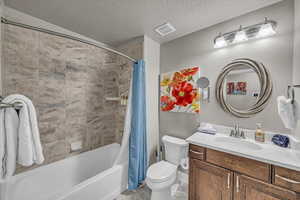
[{"left": 146, "top": 161, "right": 177, "bottom": 183}]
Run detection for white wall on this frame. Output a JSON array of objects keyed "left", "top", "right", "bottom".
[
  {"left": 144, "top": 35, "right": 160, "bottom": 164},
  {"left": 160, "top": 0, "right": 294, "bottom": 139}
]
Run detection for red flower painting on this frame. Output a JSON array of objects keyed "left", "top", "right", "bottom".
[
  {"left": 180, "top": 67, "right": 199, "bottom": 76},
  {"left": 160, "top": 96, "right": 176, "bottom": 111},
  {"left": 160, "top": 67, "right": 201, "bottom": 113},
  {"left": 172, "top": 81, "right": 196, "bottom": 107},
  {"left": 170, "top": 72, "right": 185, "bottom": 87}
]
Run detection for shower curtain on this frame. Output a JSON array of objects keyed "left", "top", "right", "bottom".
[
  {"left": 113, "top": 60, "right": 147, "bottom": 190},
  {"left": 128, "top": 60, "right": 147, "bottom": 190}
]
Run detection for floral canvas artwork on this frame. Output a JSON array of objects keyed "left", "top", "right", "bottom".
[{"left": 160, "top": 67, "right": 201, "bottom": 113}]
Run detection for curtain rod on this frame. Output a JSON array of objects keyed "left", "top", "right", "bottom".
[{"left": 1, "top": 17, "right": 137, "bottom": 63}]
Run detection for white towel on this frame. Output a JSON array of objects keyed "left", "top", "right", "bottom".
[
  {"left": 277, "top": 96, "right": 298, "bottom": 130},
  {"left": 4, "top": 95, "right": 44, "bottom": 166},
  {"left": 197, "top": 122, "right": 217, "bottom": 134},
  {"left": 0, "top": 108, "right": 19, "bottom": 179}
]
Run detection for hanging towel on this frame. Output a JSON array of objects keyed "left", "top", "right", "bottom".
[
  {"left": 0, "top": 108, "right": 19, "bottom": 179},
  {"left": 277, "top": 96, "right": 298, "bottom": 130},
  {"left": 3, "top": 95, "right": 44, "bottom": 166}
]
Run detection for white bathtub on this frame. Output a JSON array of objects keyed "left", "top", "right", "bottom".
[{"left": 0, "top": 143, "right": 128, "bottom": 200}]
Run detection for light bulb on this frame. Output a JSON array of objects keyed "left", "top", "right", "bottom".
[
  {"left": 257, "top": 23, "right": 276, "bottom": 38},
  {"left": 233, "top": 30, "right": 248, "bottom": 43},
  {"left": 214, "top": 36, "right": 227, "bottom": 48}
]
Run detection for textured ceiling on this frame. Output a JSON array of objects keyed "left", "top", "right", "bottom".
[{"left": 5, "top": 0, "right": 282, "bottom": 46}]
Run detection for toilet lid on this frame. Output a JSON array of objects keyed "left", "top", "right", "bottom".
[{"left": 147, "top": 161, "right": 177, "bottom": 183}]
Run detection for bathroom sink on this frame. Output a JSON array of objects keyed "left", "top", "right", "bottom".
[{"left": 214, "top": 137, "right": 263, "bottom": 151}]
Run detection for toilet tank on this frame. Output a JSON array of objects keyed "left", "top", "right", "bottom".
[{"left": 162, "top": 135, "right": 188, "bottom": 166}]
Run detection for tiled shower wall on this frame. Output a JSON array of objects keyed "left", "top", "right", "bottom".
[{"left": 2, "top": 24, "right": 137, "bottom": 171}]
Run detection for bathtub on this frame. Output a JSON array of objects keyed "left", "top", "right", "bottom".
[{"left": 0, "top": 143, "right": 128, "bottom": 200}]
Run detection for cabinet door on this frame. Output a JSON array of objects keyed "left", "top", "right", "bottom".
[
  {"left": 235, "top": 174, "right": 300, "bottom": 200},
  {"left": 189, "top": 159, "right": 233, "bottom": 200}
]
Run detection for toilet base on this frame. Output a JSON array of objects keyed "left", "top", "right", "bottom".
[{"left": 151, "top": 188, "right": 173, "bottom": 200}]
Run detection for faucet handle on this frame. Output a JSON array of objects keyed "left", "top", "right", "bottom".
[
  {"left": 234, "top": 124, "right": 239, "bottom": 131},
  {"left": 240, "top": 130, "right": 246, "bottom": 139},
  {"left": 230, "top": 130, "right": 235, "bottom": 137}
]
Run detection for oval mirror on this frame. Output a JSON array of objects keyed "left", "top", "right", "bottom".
[{"left": 215, "top": 58, "right": 273, "bottom": 118}]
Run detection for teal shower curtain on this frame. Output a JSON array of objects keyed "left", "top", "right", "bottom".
[{"left": 128, "top": 60, "right": 147, "bottom": 190}]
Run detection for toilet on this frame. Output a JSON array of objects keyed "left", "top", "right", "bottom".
[{"left": 146, "top": 135, "right": 188, "bottom": 200}]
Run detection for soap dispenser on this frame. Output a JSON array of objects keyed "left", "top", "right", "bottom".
[{"left": 255, "top": 123, "right": 265, "bottom": 143}]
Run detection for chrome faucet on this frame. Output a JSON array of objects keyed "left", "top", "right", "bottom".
[{"left": 230, "top": 124, "right": 246, "bottom": 139}]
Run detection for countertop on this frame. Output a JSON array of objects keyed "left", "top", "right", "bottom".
[{"left": 187, "top": 132, "right": 300, "bottom": 171}]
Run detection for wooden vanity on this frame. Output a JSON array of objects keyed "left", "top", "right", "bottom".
[{"left": 189, "top": 144, "right": 300, "bottom": 200}]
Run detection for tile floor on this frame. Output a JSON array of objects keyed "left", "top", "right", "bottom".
[
  {"left": 116, "top": 184, "right": 188, "bottom": 200},
  {"left": 116, "top": 186, "right": 151, "bottom": 200}
]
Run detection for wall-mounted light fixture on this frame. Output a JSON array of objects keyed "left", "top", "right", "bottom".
[
  {"left": 233, "top": 25, "right": 248, "bottom": 44},
  {"left": 214, "top": 33, "right": 227, "bottom": 48},
  {"left": 214, "top": 17, "right": 277, "bottom": 49}
]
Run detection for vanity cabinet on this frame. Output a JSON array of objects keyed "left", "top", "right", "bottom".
[
  {"left": 189, "top": 144, "right": 300, "bottom": 200},
  {"left": 189, "top": 158, "right": 233, "bottom": 200}
]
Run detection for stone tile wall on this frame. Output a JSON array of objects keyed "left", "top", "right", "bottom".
[{"left": 2, "top": 24, "right": 140, "bottom": 172}]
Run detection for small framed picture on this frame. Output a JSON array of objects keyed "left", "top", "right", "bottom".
[
  {"left": 227, "top": 82, "right": 235, "bottom": 95},
  {"left": 235, "top": 82, "right": 247, "bottom": 95}
]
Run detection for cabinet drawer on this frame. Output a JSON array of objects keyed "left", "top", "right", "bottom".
[
  {"left": 189, "top": 144, "right": 205, "bottom": 160},
  {"left": 273, "top": 166, "right": 300, "bottom": 193},
  {"left": 206, "top": 149, "right": 271, "bottom": 182}
]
